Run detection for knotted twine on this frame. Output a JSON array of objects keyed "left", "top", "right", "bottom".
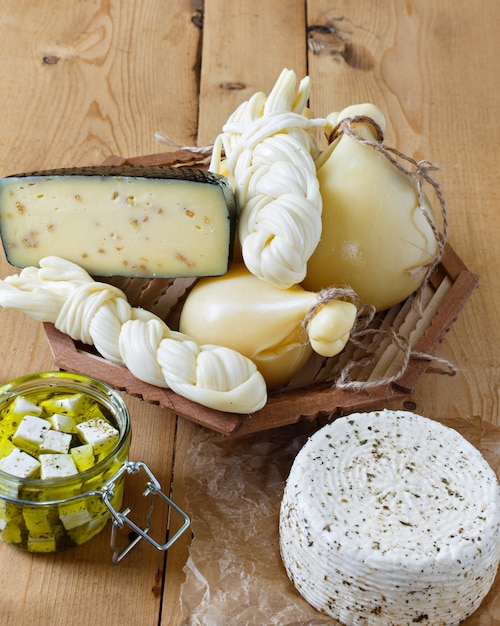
[
  {"left": 308, "top": 115, "right": 455, "bottom": 390},
  {"left": 328, "top": 115, "right": 449, "bottom": 275},
  {"left": 155, "top": 114, "right": 456, "bottom": 393}
]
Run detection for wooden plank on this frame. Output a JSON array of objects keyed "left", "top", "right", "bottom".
[
  {"left": 0, "top": 1, "right": 201, "bottom": 174},
  {"left": 306, "top": 0, "right": 500, "bottom": 431},
  {"left": 162, "top": 418, "right": 199, "bottom": 626},
  {"left": 306, "top": 0, "right": 441, "bottom": 152},
  {"left": 161, "top": 2, "right": 309, "bottom": 623},
  {"left": 197, "top": 0, "right": 308, "bottom": 145},
  {"left": 0, "top": 2, "right": 201, "bottom": 626},
  {"left": 0, "top": 1, "right": 498, "bottom": 624}
]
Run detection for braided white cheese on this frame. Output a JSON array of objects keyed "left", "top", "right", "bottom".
[
  {"left": 0, "top": 256, "right": 267, "bottom": 413},
  {"left": 280, "top": 410, "right": 500, "bottom": 625},
  {"left": 210, "top": 68, "right": 325, "bottom": 289}
]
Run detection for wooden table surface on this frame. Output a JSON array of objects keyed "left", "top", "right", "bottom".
[{"left": 0, "top": 1, "right": 498, "bottom": 624}]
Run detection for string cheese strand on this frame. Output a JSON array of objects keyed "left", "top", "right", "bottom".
[
  {"left": 209, "top": 68, "right": 326, "bottom": 289},
  {"left": 0, "top": 257, "right": 267, "bottom": 414}
]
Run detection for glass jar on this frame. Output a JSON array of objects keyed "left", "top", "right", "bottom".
[{"left": 0, "top": 371, "right": 189, "bottom": 562}]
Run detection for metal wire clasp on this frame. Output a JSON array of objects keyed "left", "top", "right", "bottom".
[{"left": 101, "top": 460, "right": 190, "bottom": 564}]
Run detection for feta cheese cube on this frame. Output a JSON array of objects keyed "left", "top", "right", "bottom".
[
  {"left": 58, "top": 501, "right": 92, "bottom": 530},
  {"left": 49, "top": 413, "right": 77, "bottom": 433},
  {"left": 0, "top": 499, "right": 23, "bottom": 522},
  {"left": 22, "top": 507, "right": 56, "bottom": 535},
  {"left": 27, "top": 534, "right": 56, "bottom": 552},
  {"left": 1, "top": 521, "right": 22, "bottom": 544},
  {"left": 39, "top": 430, "right": 72, "bottom": 454},
  {"left": 10, "top": 395, "right": 42, "bottom": 416},
  {"left": 76, "top": 419, "right": 119, "bottom": 458},
  {"left": 85, "top": 494, "right": 109, "bottom": 520},
  {"left": 12, "top": 415, "right": 50, "bottom": 453},
  {"left": 69, "top": 515, "right": 108, "bottom": 545},
  {"left": 40, "top": 393, "right": 85, "bottom": 416},
  {"left": 0, "top": 448, "right": 41, "bottom": 478},
  {"left": 39, "top": 453, "right": 79, "bottom": 479},
  {"left": 70, "top": 443, "right": 95, "bottom": 472}
]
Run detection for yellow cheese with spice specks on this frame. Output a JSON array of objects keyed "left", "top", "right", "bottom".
[{"left": 0, "top": 165, "right": 235, "bottom": 278}]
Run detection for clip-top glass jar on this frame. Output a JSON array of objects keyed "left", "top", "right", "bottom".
[{"left": 0, "top": 371, "right": 189, "bottom": 562}]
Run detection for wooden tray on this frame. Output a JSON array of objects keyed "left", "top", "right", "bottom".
[{"left": 43, "top": 151, "right": 480, "bottom": 437}]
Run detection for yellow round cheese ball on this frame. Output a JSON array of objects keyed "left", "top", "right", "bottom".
[{"left": 303, "top": 106, "right": 439, "bottom": 311}]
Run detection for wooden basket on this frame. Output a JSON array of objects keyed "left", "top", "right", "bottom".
[{"left": 43, "top": 152, "right": 480, "bottom": 437}]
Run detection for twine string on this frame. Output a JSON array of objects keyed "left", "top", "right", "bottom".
[
  {"left": 316, "top": 116, "right": 454, "bottom": 389},
  {"left": 154, "top": 116, "right": 456, "bottom": 391},
  {"left": 330, "top": 116, "right": 449, "bottom": 261},
  {"left": 302, "top": 285, "right": 372, "bottom": 331}
]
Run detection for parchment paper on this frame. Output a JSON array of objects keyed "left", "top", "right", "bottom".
[{"left": 178, "top": 416, "right": 500, "bottom": 625}]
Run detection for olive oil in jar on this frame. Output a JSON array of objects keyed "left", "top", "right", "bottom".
[{"left": 0, "top": 372, "right": 130, "bottom": 552}]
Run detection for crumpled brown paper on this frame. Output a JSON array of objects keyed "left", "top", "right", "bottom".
[{"left": 178, "top": 416, "right": 500, "bottom": 625}]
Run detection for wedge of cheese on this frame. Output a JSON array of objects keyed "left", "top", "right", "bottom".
[
  {"left": 279, "top": 410, "right": 500, "bottom": 625},
  {"left": 0, "top": 165, "right": 236, "bottom": 277}
]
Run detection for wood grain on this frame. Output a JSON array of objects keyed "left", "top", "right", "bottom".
[
  {"left": 0, "top": 0, "right": 201, "bottom": 172},
  {"left": 307, "top": 0, "right": 500, "bottom": 429},
  {"left": 0, "top": 0, "right": 498, "bottom": 624},
  {"left": 0, "top": 2, "right": 200, "bottom": 626},
  {"left": 197, "top": 0, "right": 308, "bottom": 145}
]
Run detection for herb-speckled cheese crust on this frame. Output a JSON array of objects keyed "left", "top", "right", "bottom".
[{"left": 279, "top": 410, "right": 500, "bottom": 625}]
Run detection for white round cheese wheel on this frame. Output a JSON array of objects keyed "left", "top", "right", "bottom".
[{"left": 279, "top": 410, "right": 500, "bottom": 625}]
